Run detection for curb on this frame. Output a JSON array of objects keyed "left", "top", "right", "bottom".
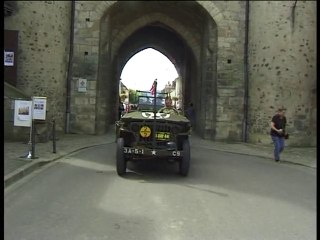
[
  {"left": 4, "top": 161, "right": 43, "bottom": 188},
  {"left": 4, "top": 141, "right": 114, "bottom": 189},
  {"left": 192, "top": 143, "right": 316, "bottom": 169}
]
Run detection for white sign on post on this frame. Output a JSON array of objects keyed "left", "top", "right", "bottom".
[
  {"left": 14, "top": 100, "right": 32, "bottom": 127},
  {"left": 32, "top": 97, "right": 47, "bottom": 120}
]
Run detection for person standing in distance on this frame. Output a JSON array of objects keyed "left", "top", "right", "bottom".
[
  {"left": 185, "top": 103, "right": 195, "bottom": 129},
  {"left": 118, "top": 97, "right": 125, "bottom": 120},
  {"left": 270, "top": 107, "right": 287, "bottom": 162}
]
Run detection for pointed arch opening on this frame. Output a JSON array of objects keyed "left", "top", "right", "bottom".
[
  {"left": 120, "top": 48, "right": 179, "bottom": 92},
  {"left": 95, "top": 1, "right": 217, "bottom": 140}
]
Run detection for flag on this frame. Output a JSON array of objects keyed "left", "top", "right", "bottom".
[{"left": 150, "top": 79, "right": 157, "bottom": 96}]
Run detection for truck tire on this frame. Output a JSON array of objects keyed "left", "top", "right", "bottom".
[
  {"left": 179, "top": 139, "right": 190, "bottom": 176},
  {"left": 116, "top": 138, "right": 126, "bottom": 176}
]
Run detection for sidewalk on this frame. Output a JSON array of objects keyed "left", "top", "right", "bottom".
[
  {"left": 190, "top": 135, "right": 317, "bottom": 169},
  {"left": 4, "top": 132, "right": 316, "bottom": 188},
  {"left": 4, "top": 133, "right": 116, "bottom": 188}
]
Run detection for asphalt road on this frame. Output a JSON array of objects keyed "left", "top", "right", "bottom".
[{"left": 4, "top": 143, "right": 316, "bottom": 240}]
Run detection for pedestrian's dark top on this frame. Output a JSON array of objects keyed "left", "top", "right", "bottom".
[{"left": 270, "top": 114, "right": 286, "bottom": 137}]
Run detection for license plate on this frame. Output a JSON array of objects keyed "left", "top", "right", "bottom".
[
  {"left": 124, "top": 147, "right": 144, "bottom": 154},
  {"left": 156, "top": 132, "right": 170, "bottom": 140}
]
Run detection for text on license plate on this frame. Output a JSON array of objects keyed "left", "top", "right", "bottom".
[
  {"left": 156, "top": 132, "right": 170, "bottom": 140},
  {"left": 124, "top": 147, "right": 144, "bottom": 154}
]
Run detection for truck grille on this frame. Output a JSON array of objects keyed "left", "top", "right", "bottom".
[{"left": 129, "top": 122, "right": 179, "bottom": 148}]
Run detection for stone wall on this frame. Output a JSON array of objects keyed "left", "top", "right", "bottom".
[
  {"left": 4, "top": 1, "right": 71, "bottom": 133},
  {"left": 200, "top": 1, "right": 246, "bottom": 141},
  {"left": 71, "top": 1, "right": 113, "bottom": 134},
  {"left": 248, "top": 1, "right": 316, "bottom": 146},
  {"left": 72, "top": 1, "right": 248, "bottom": 141},
  {"left": 4, "top": 1, "right": 316, "bottom": 146}
]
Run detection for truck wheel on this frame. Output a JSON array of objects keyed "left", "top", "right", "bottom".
[
  {"left": 116, "top": 138, "right": 126, "bottom": 176},
  {"left": 179, "top": 139, "right": 190, "bottom": 176}
]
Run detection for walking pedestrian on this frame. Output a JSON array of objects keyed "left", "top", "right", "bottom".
[
  {"left": 270, "top": 107, "right": 287, "bottom": 162},
  {"left": 185, "top": 103, "right": 195, "bottom": 129},
  {"left": 118, "top": 97, "right": 124, "bottom": 120}
]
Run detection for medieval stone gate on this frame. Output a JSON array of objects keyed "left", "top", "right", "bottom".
[
  {"left": 71, "top": 1, "right": 244, "bottom": 141},
  {"left": 4, "top": 1, "right": 316, "bottom": 146}
]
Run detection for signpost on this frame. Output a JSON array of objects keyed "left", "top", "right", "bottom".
[
  {"left": 32, "top": 97, "right": 47, "bottom": 120},
  {"left": 14, "top": 100, "right": 32, "bottom": 127},
  {"left": 15, "top": 97, "right": 47, "bottom": 160}
]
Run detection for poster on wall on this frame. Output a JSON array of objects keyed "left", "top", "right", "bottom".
[
  {"left": 14, "top": 100, "right": 32, "bottom": 127},
  {"left": 78, "top": 78, "right": 87, "bottom": 92},
  {"left": 32, "top": 97, "right": 47, "bottom": 120},
  {"left": 4, "top": 51, "right": 14, "bottom": 66}
]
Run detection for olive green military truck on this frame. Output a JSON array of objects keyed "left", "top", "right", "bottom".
[{"left": 115, "top": 91, "right": 191, "bottom": 176}]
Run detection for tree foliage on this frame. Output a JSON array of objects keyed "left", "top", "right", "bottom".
[{"left": 128, "top": 89, "right": 138, "bottom": 104}]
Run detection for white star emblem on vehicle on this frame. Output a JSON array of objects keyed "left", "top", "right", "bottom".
[{"left": 151, "top": 150, "right": 157, "bottom": 155}]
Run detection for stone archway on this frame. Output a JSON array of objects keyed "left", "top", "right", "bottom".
[
  {"left": 95, "top": 1, "right": 219, "bottom": 139},
  {"left": 114, "top": 24, "right": 196, "bottom": 117}
]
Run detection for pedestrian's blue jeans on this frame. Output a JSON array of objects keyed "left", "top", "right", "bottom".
[{"left": 271, "top": 135, "right": 285, "bottom": 160}]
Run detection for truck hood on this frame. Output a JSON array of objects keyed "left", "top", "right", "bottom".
[{"left": 121, "top": 111, "right": 190, "bottom": 123}]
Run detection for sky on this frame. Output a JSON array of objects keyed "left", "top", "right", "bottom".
[{"left": 120, "top": 48, "right": 179, "bottom": 91}]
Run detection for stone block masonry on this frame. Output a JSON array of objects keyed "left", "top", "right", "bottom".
[
  {"left": 248, "top": 1, "right": 316, "bottom": 146},
  {"left": 4, "top": 1, "right": 316, "bottom": 146},
  {"left": 4, "top": 1, "right": 72, "bottom": 133}
]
